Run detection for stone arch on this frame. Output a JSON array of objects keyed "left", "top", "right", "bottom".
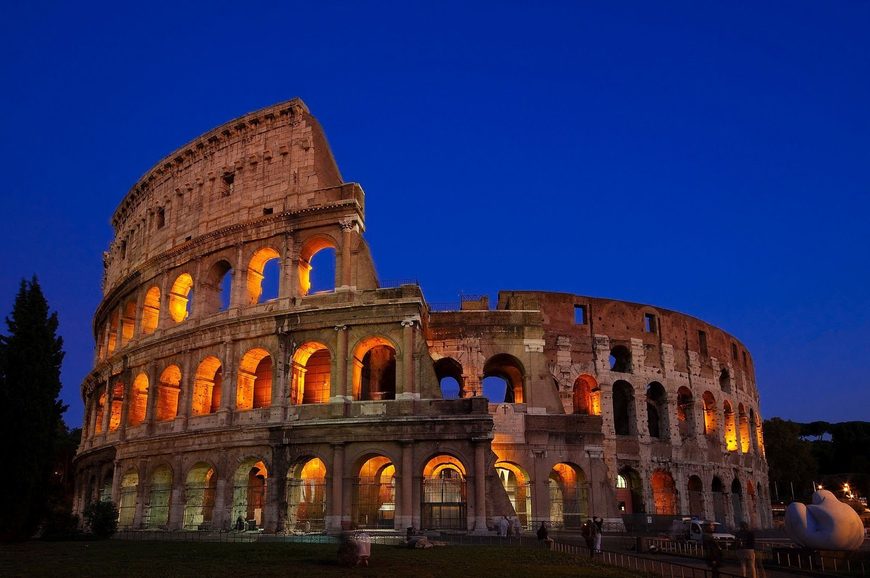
[
  {"left": 646, "top": 381, "right": 668, "bottom": 439},
  {"left": 609, "top": 345, "right": 632, "bottom": 373},
  {"left": 612, "top": 380, "right": 636, "bottom": 436},
  {"left": 421, "top": 454, "right": 468, "bottom": 530},
  {"left": 128, "top": 372, "right": 148, "bottom": 427},
  {"left": 290, "top": 342, "right": 331, "bottom": 405},
  {"left": 145, "top": 463, "right": 173, "bottom": 528},
  {"left": 168, "top": 273, "right": 194, "bottom": 323},
  {"left": 118, "top": 469, "right": 139, "bottom": 528},
  {"left": 687, "top": 475, "right": 704, "bottom": 518},
  {"left": 731, "top": 477, "right": 744, "bottom": 525},
  {"left": 711, "top": 476, "right": 727, "bottom": 523},
  {"left": 246, "top": 247, "right": 281, "bottom": 304},
  {"left": 192, "top": 356, "right": 222, "bottom": 416},
  {"left": 354, "top": 454, "right": 396, "bottom": 529},
  {"left": 753, "top": 408, "right": 765, "bottom": 457},
  {"left": 237, "top": 348, "right": 272, "bottom": 410},
  {"left": 616, "top": 466, "right": 644, "bottom": 514},
  {"left": 676, "top": 386, "right": 695, "bottom": 439},
  {"left": 549, "top": 462, "right": 587, "bottom": 529},
  {"left": 352, "top": 336, "right": 397, "bottom": 401},
  {"left": 107, "top": 381, "right": 124, "bottom": 432},
  {"left": 183, "top": 462, "right": 217, "bottom": 529},
  {"left": 120, "top": 299, "right": 136, "bottom": 346},
  {"left": 286, "top": 456, "right": 327, "bottom": 532},
  {"left": 719, "top": 367, "right": 731, "bottom": 393},
  {"left": 298, "top": 235, "right": 338, "bottom": 296},
  {"left": 496, "top": 461, "right": 532, "bottom": 529},
  {"left": 702, "top": 390, "right": 718, "bottom": 437},
  {"left": 156, "top": 365, "right": 181, "bottom": 421},
  {"left": 573, "top": 374, "right": 599, "bottom": 415},
  {"left": 201, "top": 258, "right": 233, "bottom": 314},
  {"left": 651, "top": 469, "right": 677, "bottom": 515},
  {"left": 141, "top": 285, "right": 160, "bottom": 334},
  {"left": 483, "top": 353, "right": 525, "bottom": 404},
  {"left": 107, "top": 309, "right": 119, "bottom": 355},
  {"left": 723, "top": 400, "right": 737, "bottom": 451},
  {"left": 738, "top": 403, "right": 751, "bottom": 453},
  {"left": 434, "top": 357, "right": 463, "bottom": 399},
  {"left": 231, "top": 458, "right": 269, "bottom": 530}
]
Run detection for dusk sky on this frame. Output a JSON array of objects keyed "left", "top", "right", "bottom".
[{"left": 1, "top": 1, "right": 868, "bottom": 428}]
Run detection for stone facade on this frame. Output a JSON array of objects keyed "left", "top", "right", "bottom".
[{"left": 74, "top": 98, "right": 771, "bottom": 534}]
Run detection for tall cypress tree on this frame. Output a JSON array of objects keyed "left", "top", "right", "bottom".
[{"left": 0, "top": 277, "right": 66, "bottom": 540}]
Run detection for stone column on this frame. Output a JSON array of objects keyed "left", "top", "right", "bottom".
[
  {"left": 211, "top": 451, "right": 229, "bottom": 530},
  {"left": 473, "top": 440, "right": 488, "bottom": 533},
  {"left": 145, "top": 363, "right": 159, "bottom": 434},
  {"left": 111, "top": 460, "right": 122, "bottom": 505},
  {"left": 332, "top": 325, "right": 349, "bottom": 402},
  {"left": 133, "top": 461, "right": 147, "bottom": 529},
  {"left": 328, "top": 444, "right": 345, "bottom": 531},
  {"left": 272, "top": 337, "right": 289, "bottom": 421},
  {"left": 339, "top": 218, "right": 354, "bottom": 288},
  {"left": 218, "top": 340, "right": 236, "bottom": 426},
  {"left": 397, "top": 441, "right": 414, "bottom": 530},
  {"left": 168, "top": 456, "right": 185, "bottom": 530},
  {"left": 399, "top": 319, "right": 416, "bottom": 399},
  {"left": 176, "top": 351, "right": 192, "bottom": 432},
  {"left": 100, "top": 383, "right": 112, "bottom": 437},
  {"left": 118, "top": 378, "right": 131, "bottom": 440},
  {"left": 231, "top": 244, "right": 246, "bottom": 308}
]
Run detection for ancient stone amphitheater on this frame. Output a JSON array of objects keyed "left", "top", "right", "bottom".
[{"left": 73, "top": 99, "right": 771, "bottom": 535}]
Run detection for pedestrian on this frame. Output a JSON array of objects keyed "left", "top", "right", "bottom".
[
  {"left": 735, "top": 521, "right": 757, "bottom": 578},
  {"left": 498, "top": 515, "right": 509, "bottom": 537},
  {"left": 593, "top": 516, "right": 603, "bottom": 553},
  {"left": 702, "top": 522, "right": 723, "bottom": 578},
  {"left": 582, "top": 519, "right": 594, "bottom": 556},
  {"left": 536, "top": 521, "right": 548, "bottom": 541}
]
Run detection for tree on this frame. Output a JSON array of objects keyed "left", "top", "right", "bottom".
[
  {"left": 763, "top": 418, "right": 818, "bottom": 502},
  {"left": 0, "top": 277, "right": 66, "bottom": 540}
]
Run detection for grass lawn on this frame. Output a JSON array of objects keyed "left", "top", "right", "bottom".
[{"left": 0, "top": 539, "right": 643, "bottom": 577}]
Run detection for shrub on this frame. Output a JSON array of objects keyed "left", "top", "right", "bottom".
[{"left": 83, "top": 501, "right": 118, "bottom": 538}]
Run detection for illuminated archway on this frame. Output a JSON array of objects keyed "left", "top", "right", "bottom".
[
  {"left": 145, "top": 464, "right": 172, "bottom": 528},
  {"left": 723, "top": 401, "right": 738, "bottom": 451},
  {"left": 118, "top": 470, "right": 139, "bottom": 529},
  {"left": 702, "top": 391, "right": 717, "bottom": 437},
  {"left": 496, "top": 461, "right": 531, "bottom": 529},
  {"left": 422, "top": 455, "right": 467, "bottom": 530},
  {"left": 573, "top": 374, "right": 600, "bottom": 415},
  {"left": 752, "top": 409, "right": 765, "bottom": 457},
  {"left": 231, "top": 459, "right": 268, "bottom": 529},
  {"left": 93, "top": 387, "right": 107, "bottom": 434},
  {"left": 612, "top": 380, "right": 636, "bottom": 435},
  {"left": 549, "top": 463, "right": 587, "bottom": 529},
  {"left": 155, "top": 365, "right": 181, "bottom": 421},
  {"left": 246, "top": 247, "right": 280, "bottom": 304},
  {"left": 738, "top": 403, "right": 751, "bottom": 453},
  {"left": 352, "top": 337, "right": 396, "bottom": 401},
  {"left": 354, "top": 455, "right": 396, "bottom": 529},
  {"left": 483, "top": 354, "right": 525, "bottom": 404},
  {"left": 168, "top": 273, "right": 194, "bottom": 323},
  {"left": 192, "top": 356, "right": 222, "bottom": 416},
  {"left": 108, "top": 382, "right": 124, "bottom": 431},
  {"left": 107, "top": 309, "right": 119, "bottom": 355},
  {"left": 141, "top": 286, "right": 160, "bottom": 334},
  {"left": 290, "top": 342, "right": 331, "bottom": 405},
  {"left": 237, "top": 348, "right": 272, "bottom": 410},
  {"left": 298, "top": 237, "right": 337, "bottom": 296},
  {"left": 286, "top": 457, "right": 327, "bottom": 532},
  {"left": 120, "top": 300, "right": 136, "bottom": 346},
  {"left": 676, "top": 386, "right": 695, "bottom": 439},
  {"left": 651, "top": 469, "right": 677, "bottom": 515},
  {"left": 183, "top": 463, "right": 217, "bottom": 529},
  {"left": 128, "top": 373, "right": 149, "bottom": 427}
]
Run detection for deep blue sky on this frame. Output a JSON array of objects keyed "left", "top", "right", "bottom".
[{"left": 1, "top": 1, "right": 868, "bottom": 428}]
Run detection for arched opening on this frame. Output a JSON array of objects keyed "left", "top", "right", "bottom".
[
  {"left": 616, "top": 467, "right": 644, "bottom": 515},
  {"left": 422, "top": 455, "right": 467, "bottom": 530},
  {"left": 676, "top": 386, "right": 695, "bottom": 440},
  {"left": 128, "top": 373, "right": 148, "bottom": 427},
  {"left": 155, "top": 365, "right": 181, "bottom": 421},
  {"left": 298, "top": 237, "right": 337, "bottom": 296},
  {"left": 612, "top": 380, "right": 636, "bottom": 436},
  {"left": 93, "top": 388, "right": 106, "bottom": 434},
  {"left": 651, "top": 469, "right": 677, "bottom": 515},
  {"left": 232, "top": 459, "right": 268, "bottom": 530},
  {"left": 183, "top": 463, "right": 217, "bottom": 530},
  {"left": 202, "top": 259, "right": 233, "bottom": 314},
  {"left": 573, "top": 374, "right": 599, "bottom": 415},
  {"left": 483, "top": 354, "right": 525, "bottom": 404},
  {"left": 702, "top": 391, "right": 717, "bottom": 438},
  {"left": 434, "top": 357, "right": 463, "bottom": 399},
  {"left": 99, "top": 470, "right": 113, "bottom": 502},
  {"left": 646, "top": 382, "right": 668, "bottom": 439},
  {"left": 169, "top": 273, "right": 194, "bottom": 323},
  {"left": 738, "top": 404, "right": 751, "bottom": 453},
  {"left": 719, "top": 368, "right": 731, "bottom": 394},
  {"left": 731, "top": 477, "right": 744, "bottom": 525},
  {"left": 753, "top": 409, "right": 765, "bottom": 457},
  {"left": 746, "top": 481, "right": 759, "bottom": 528},
  {"left": 120, "top": 300, "right": 136, "bottom": 346},
  {"left": 107, "top": 309, "right": 119, "bottom": 355},
  {"left": 286, "top": 457, "right": 327, "bottom": 533},
  {"left": 609, "top": 345, "right": 631, "bottom": 373},
  {"left": 246, "top": 247, "right": 281, "bottom": 304},
  {"left": 141, "top": 286, "right": 160, "bottom": 334},
  {"left": 237, "top": 348, "right": 272, "bottom": 410},
  {"left": 723, "top": 401, "right": 738, "bottom": 451},
  {"left": 118, "top": 470, "right": 139, "bottom": 529},
  {"left": 354, "top": 455, "right": 396, "bottom": 529},
  {"left": 549, "top": 463, "right": 587, "bottom": 529},
  {"left": 687, "top": 475, "right": 704, "bottom": 518},
  {"left": 496, "top": 462, "right": 531, "bottom": 529},
  {"left": 108, "top": 382, "right": 124, "bottom": 431},
  {"left": 192, "top": 356, "right": 222, "bottom": 416},
  {"left": 145, "top": 465, "right": 172, "bottom": 528},
  {"left": 290, "top": 342, "right": 331, "bottom": 405},
  {"left": 711, "top": 477, "right": 726, "bottom": 524},
  {"left": 352, "top": 337, "right": 396, "bottom": 401}
]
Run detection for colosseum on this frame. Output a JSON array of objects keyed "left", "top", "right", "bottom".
[{"left": 73, "top": 98, "right": 771, "bottom": 535}]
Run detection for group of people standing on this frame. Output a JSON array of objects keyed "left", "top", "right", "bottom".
[{"left": 581, "top": 516, "right": 604, "bottom": 555}]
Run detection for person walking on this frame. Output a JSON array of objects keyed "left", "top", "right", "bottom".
[
  {"left": 593, "top": 516, "right": 603, "bottom": 553},
  {"left": 702, "top": 522, "right": 723, "bottom": 578},
  {"left": 736, "top": 521, "right": 757, "bottom": 578},
  {"left": 536, "top": 521, "right": 548, "bottom": 541}
]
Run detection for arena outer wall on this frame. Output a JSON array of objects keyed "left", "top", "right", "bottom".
[{"left": 74, "top": 98, "right": 771, "bottom": 535}]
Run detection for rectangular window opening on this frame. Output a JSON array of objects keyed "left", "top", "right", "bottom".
[
  {"left": 263, "top": 207, "right": 273, "bottom": 215},
  {"left": 222, "top": 173, "right": 235, "bottom": 197},
  {"left": 742, "top": 350, "right": 748, "bottom": 367},
  {"left": 643, "top": 313, "right": 657, "bottom": 333},
  {"left": 698, "top": 330, "right": 708, "bottom": 357},
  {"left": 731, "top": 343, "right": 738, "bottom": 360},
  {"left": 573, "top": 304, "right": 586, "bottom": 325}
]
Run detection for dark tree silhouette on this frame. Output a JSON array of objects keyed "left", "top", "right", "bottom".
[{"left": 0, "top": 277, "right": 66, "bottom": 540}]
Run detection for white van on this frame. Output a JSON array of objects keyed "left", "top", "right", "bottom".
[{"left": 669, "top": 518, "right": 736, "bottom": 548}]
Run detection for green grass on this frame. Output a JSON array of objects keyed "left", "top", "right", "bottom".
[{"left": 0, "top": 540, "right": 641, "bottom": 577}]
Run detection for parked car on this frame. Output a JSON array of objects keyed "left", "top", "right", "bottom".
[{"left": 669, "top": 518, "right": 736, "bottom": 549}]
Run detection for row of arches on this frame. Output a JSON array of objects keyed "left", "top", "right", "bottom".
[
  {"left": 88, "top": 338, "right": 398, "bottom": 437},
  {"left": 611, "top": 380, "right": 763, "bottom": 454},
  {"left": 98, "top": 242, "right": 337, "bottom": 360}
]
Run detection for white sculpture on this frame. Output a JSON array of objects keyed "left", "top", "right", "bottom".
[{"left": 785, "top": 489, "right": 865, "bottom": 551}]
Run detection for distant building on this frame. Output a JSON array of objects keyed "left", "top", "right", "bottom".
[{"left": 74, "top": 99, "right": 770, "bottom": 533}]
